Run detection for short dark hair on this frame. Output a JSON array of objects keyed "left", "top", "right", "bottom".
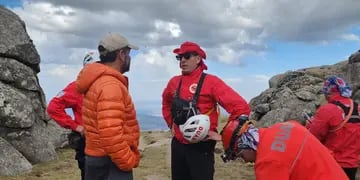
[
  {"left": 98, "top": 46, "right": 131, "bottom": 63},
  {"left": 98, "top": 45, "right": 117, "bottom": 63}
]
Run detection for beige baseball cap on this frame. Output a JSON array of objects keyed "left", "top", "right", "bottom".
[{"left": 98, "top": 32, "right": 139, "bottom": 52}]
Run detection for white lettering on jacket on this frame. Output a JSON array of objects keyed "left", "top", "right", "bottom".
[{"left": 271, "top": 123, "right": 294, "bottom": 152}]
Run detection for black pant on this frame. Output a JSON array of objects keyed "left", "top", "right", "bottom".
[
  {"left": 85, "top": 156, "right": 133, "bottom": 180},
  {"left": 171, "top": 137, "right": 216, "bottom": 180},
  {"left": 75, "top": 136, "right": 86, "bottom": 180},
  {"left": 343, "top": 167, "right": 357, "bottom": 180}
]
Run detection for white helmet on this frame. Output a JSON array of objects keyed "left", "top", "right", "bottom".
[
  {"left": 179, "top": 114, "right": 210, "bottom": 143},
  {"left": 83, "top": 51, "right": 99, "bottom": 66}
]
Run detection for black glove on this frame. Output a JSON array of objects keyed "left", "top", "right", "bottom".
[{"left": 68, "top": 131, "right": 82, "bottom": 149}]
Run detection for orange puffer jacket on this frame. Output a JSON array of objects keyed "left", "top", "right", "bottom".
[{"left": 76, "top": 63, "right": 140, "bottom": 171}]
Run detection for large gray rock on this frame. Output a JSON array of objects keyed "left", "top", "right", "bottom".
[
  {"left": 353, "top": 90, "right": 360, "bottom": 104},
  {"left": 257, "top": 108, "right": 292, "bottom": 127},
  {"left": 347, "top": 58, "right": 360, "bottom": 91},
  {"left": 46, "top": 120, "right": 72, "bottom": 149},
  {"left": 249, "top": 88, "right": 276, "bottom": 108},
  {"left": 250, "top": 58, "right": 360, "bottom": 127},
  {"left": 0, "top": 57, "right": 40, "bottom": 91},
  {"left": 0, "top": 6, "right": 70, "bottom": 175},
  {"left": 276, "top": 72, "right": 324, "bottom": 91},
  {"left": 0, "top": 6, "right": 40, "bottom": 72},
  {"left": 349, "top": 50, "right": 360, "bottom": 64},
  {"left": 269, "top": 73, "right": 287, "bottom": 88},
  {"left": 0, "top": 81, "right": 36, "bottom": 128},
  {"left": 5, "top": 121, "right": 57, "bottom": 163},
  {"left": 0, "top": 137, "right": 32, "bottom": 176}
]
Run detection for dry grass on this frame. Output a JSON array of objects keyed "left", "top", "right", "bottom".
[
  {"left": 0, "top": 117, "right": 255, "bottom": 180},
  {"left": 0, "top": 149, "right": 80, "bottom": 180},
  {"left": 0, "top": 129, "right": 254, "bottom": 180}
]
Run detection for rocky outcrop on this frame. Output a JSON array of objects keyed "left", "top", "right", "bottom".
[
  {"left": 250, "top": 58, "right": 360, "bottom": 127},
  {"left": 0, "top": 6, "right": 69, "bottom": 176},
  {"left": 0, "top": 137, "right": 32, "bottom": 176},
  {"left": 347, "top": 50, "right": 360, "bottom": 100}
]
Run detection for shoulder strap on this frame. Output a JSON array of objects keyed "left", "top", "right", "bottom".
[
  {"left": 332, "top": 101, "right": 349, "bottom": 114},
  {"left": 329, "top": 99, "right": 354, "bottom": 132},
  {"left": 174, "top": 79, "right": 182, "bottom": 98},
  {"left": 351, "top": 102, "right": 359, "bottom": 120},
  {"left": 192, "top": 73, "right": 207, "bottom": 105}
]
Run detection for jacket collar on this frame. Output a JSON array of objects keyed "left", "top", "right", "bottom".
[{"left": 182, "top": 66, "right": 203, "bottom": 77}]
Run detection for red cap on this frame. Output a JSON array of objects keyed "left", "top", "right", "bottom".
[{"left": 173, "top": 41, "right": 207, "bottom": 59}]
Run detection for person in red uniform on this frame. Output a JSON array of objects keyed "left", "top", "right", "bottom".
[
  {"left": 306, "top": 75, "right": 360, "bottom": 180},
  {"left": 47, "top": 52, "right": 98, "bottom": 180},
  {"left": 220, "top": 119, "right": 348, "bottom": 180},
  {"left": 162, "top": 41, "right": 251, "bottom": 180}
]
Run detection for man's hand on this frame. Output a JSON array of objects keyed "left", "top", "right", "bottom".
[
  {"left": 75, "top": 125, "right": 84, "bottom": 136},
  {"left": 204, "top": 130, "right": 222, "bottom": 141}
]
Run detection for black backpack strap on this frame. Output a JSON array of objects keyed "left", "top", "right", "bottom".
[
  {"left": 331, "top": 101, "right": 360, "bottom": 124},
  {"left": 174, "top": 78, "right": 182, "bottom": 98},
  {"left": 192, "top": 73, "right": 207, "bottom": 105},
  {"left": 332, "top": 101, "right": 349, "bottom": 114},
  {"left": 349, "top": 102, "right": 360, "bottom": 123}
]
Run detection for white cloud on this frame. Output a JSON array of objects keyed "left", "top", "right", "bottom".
[
  {"left": 217, "top": 47, "right": 237, "bottom": 64},
  {"left": 7, "top": 0, "right": 360, "bottom": 103},
  {"left": 146, "top": 20, "right": 182, "bottom": 41},
  {"left": 154, "top": 20, "right": 182, "bottom": 38},
  {"left": 341, "top": 33, "right": 360, "bottom": 41},
  {"left": 13, "top": 0, "right": 360, "bottom": 66},
  {"left": 45, "top": 64, "right": 80, "bottom": 77},
  {"left": 39, "top": 64, "right": 81, "bottom": 101},
  {"left": 248, "top": 0, "right": 360, "bottom": 42}
]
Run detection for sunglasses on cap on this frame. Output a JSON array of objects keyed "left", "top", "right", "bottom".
[{"left": 175, "top": 53, "right": 198, "bottom": 61}]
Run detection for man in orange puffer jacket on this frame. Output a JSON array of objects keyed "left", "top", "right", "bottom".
[{"left": 76, "top": 32, "right": 140, "bottom": 180}]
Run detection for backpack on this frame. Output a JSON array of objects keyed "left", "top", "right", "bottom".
[
  {"left": 329, "top": 100, "right": 360, "bottom": 132},
  {"left": 170, "top": 73, "right": 207, "bottom": 125}
]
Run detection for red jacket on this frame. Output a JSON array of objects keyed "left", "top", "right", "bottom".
[
  {"left": 307, "top": 94, "right": 360, "bottom": 168},
  {"left": 47, "top": 81, "right": 83, "bottom": 131},
  {"left": 162, "top": 67, "right": 250, "bottom": 144},
  {"left": 255, "top": 121, "right": 348, "bottom": 180}
]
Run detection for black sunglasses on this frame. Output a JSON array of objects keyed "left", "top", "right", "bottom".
[{"left": 175, "top": 53, "right": 198, "bottom": 61}]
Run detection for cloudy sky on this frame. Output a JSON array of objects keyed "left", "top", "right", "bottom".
[{"left": 1, "top": 0, "right": 360, "bottom": 110}]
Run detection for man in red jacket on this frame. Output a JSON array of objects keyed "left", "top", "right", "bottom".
[
  {"left": 307, "top": 75, "right": 360, "bottom": 180},
  {"left": 220, "top": 119, "right": 348, "bottom": 180},
  {"left": 162, "top": 41, "right": 250, "bottom": 180},
  {"left": 47, "top": 52, "right": 98, "bottom": 180}
]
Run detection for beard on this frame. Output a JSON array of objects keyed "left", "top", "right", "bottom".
[{"left": 120, "top": 57, "right": 131, "bottom": 73}]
